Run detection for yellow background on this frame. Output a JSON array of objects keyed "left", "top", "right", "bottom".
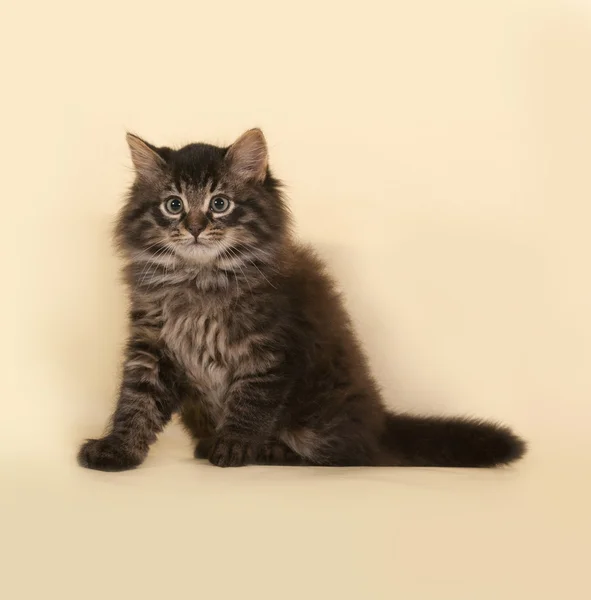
[{"left": 1, "top": 1, "right": 589, "bottom": 598}]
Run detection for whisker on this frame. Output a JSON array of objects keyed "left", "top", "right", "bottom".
[
  {"left": 229, "top": 242, "right": 279, "bottom": 288},
  {"left": 243, "top": 254, "right": 277, "bottom": 289},
  {"left": 130, "top": 238, "right": 169, "bottom": 262},
  {"left": 230, "top": 241, "right": 281, "bottom": 274},
  {"left": 214, "top": 241, "right": 240, "bottom": 305},
  {"left": 225, "top": 245, "right": 254, "bottom": 299},
  {"left": 150, "top": 244, "right": 176, "bottom": 288},
  {"left": 138, "top": 245, "right": 170, "bottom": 286}
]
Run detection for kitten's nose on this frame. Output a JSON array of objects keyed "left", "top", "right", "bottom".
[
  {"left": 186, "top": 214, "right": 207, "bottom": 241},
  {"left": 188, "top": 223, "right": 205, "bottom": 240}
]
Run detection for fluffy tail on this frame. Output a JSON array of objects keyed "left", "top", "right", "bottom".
[{"left": 380, "top": 413, "right": 526, "bottom": 467}]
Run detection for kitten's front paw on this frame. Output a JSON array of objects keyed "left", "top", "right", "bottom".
[
  {"left": 77, "top": 436, "right": 143, "bottom": 472},
  {"left": 207, "top": 436, "right": 254, "bottom": 468}
]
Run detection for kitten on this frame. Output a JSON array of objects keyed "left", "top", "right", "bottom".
[{"left": 78, "top": 129, "right": 526, "bottom": 470}]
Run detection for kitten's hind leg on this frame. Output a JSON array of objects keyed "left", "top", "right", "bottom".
[
  {"left": 255, "top": 440, "right": 305, "bottom": 465},
  {"left": 194, "top": 437, "right": 305, "bottom": 465},
  {"left": 181, "top": 400, "right": 215, "bottom": 440},
  {"left": 194, "top": 437, "right": 214, "bottom": 460}
]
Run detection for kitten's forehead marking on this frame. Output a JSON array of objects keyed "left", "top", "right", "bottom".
[
  {"left": 169, "top": 178, "right": 218, "bottom": 204},
  {"left": 173, "top": 176, "right": 183, "bottom": 194}
]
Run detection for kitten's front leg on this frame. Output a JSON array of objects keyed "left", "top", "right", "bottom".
[
  {"left": 207, "top": 374, "right": 282, "bottom": 468},
  {"left": 78, "top": 324, "right": 179, "bottom": 472}
]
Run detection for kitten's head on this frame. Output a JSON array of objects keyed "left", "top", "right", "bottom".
[{"left": 116, "top": 129, "right": 289, "bottom": 269}]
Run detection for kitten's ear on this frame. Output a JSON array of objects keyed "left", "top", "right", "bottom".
[
  {"left": 126, "top": 133, "right": 166, "bottom": 180},
  {"left": 225, "top": 128, "right": 268, "bottom": 183}
]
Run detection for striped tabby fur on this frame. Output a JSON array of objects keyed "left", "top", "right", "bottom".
[{"left": 78, "top": 129, "right": 526, "bottom": 470}]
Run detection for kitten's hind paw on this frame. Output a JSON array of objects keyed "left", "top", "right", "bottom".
[
  {"left": 206, "top": 436, "right": 254, "bottom": 468},
  {"left": 77, "top": 436, "right": 143, "bottom": 472}
]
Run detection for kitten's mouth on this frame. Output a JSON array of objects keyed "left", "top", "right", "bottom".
[
  {"left": 175, "top": 237, "right": 204, "bottom": 246},
  {"left": 170, "top": 237, "right": 221, "bottom": 264}
]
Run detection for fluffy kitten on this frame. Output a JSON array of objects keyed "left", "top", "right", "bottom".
[{"left": 78, "top": 129, "right": 526, "bottom": 470}]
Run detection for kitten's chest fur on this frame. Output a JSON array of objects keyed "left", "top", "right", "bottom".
[{"left": 159, "top": 285, "right": 237, "bottom": 421}]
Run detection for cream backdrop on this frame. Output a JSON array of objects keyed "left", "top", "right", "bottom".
[{"left": 1, "top": 1, "right": 590, "bottom": 599}]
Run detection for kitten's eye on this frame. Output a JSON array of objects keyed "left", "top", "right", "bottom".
[
  {"left": 210, "top": 196, "right": 231, "bottom": 213},
  {"left": 164, "top": 196, "right": 183, "bottom": 215}
]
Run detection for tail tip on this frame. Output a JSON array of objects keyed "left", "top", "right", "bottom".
[{"left": 492, "top": 426, "right": 527, "bottom": 467}]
